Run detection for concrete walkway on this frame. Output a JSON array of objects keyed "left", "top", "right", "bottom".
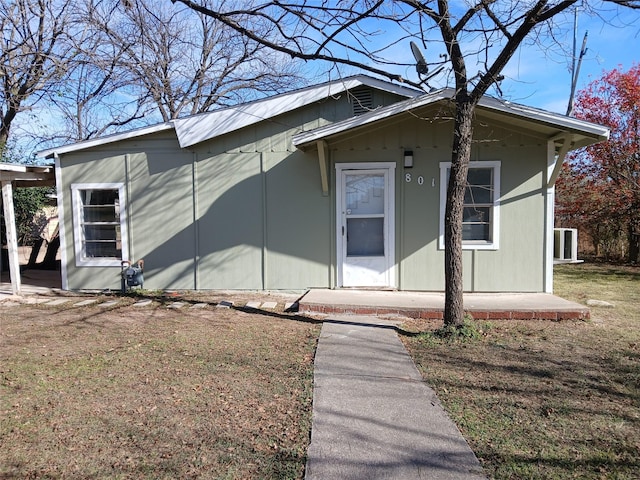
[{"left": 305, "top": 316, "right": 486, "bottom": 480}]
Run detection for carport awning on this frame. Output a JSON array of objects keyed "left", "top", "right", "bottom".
[{"left": 0, "top": 163, "right": 56, "bottom": 295}]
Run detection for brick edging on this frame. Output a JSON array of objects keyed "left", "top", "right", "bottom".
[{"left": 299, "top": 304, "right": 590, "bottom": 321}]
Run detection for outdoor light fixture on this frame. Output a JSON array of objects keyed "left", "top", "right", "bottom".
[{"left": 404, "top": 150, "right": 414, "bottom": 168}]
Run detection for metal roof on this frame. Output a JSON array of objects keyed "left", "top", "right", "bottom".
[
  {"left": 174, "top": 75, "right": 421, "bottom": 148},
  {"left": 293, "top": 87, "right": 610, "bottom": 150},
  {"left": 38, "top": 75, "right": 421, "bottom": 157}
]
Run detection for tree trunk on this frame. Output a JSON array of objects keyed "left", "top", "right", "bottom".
[
  {"left": 628, "top": 221, "right": 639, "bottom": 263},
  {"left": 444, "top": 99, "right": 474, "bottom": 327},
  {"left": 0, "top": 125, "right": 9, "bottom": 154},
  {"left": 27, "top": 238, "right": 44, "bottom": 267},
  {"left": 43, "top": 233, "right": 60, "bottom": 270}
]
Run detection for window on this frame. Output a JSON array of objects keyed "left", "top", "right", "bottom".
[
  {"left": 71, "top": 183, "right": 128, "bottom": 266},
  {"left": 439, "top": 161, "right": 500, "bottom": 250}
]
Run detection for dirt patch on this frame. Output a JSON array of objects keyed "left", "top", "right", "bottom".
[{"left": 0, "top": 294, "right": 321, "bottom": 479}]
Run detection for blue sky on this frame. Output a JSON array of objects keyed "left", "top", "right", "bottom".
[
  {"left": 383, "top": 5, "right": 639, "bottom": 114},
  {"left": 497, "top": 7, "right": 639, "bottom": 113},
  {"left": 13, "top": 3, "right": 639, "bottom": 160}
]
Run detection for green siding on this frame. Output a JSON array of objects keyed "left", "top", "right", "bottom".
[
  {"left": 327, "top": 109, "right": 549, "bottom": 292},
  {"left": 60, "top": 152, "right": 128, "bottom": 290},
  {"left": 127, "top": 151, "right": 196, "bottom": 290},
  {"left": 58, "top": 90, "right": 552, "bottom": 293},
  {"left": 264, "top": 151, "right": 332, "bottom": 289},
  {"left": 468, "top": 131, "right": 546, "bottom": 292},
  {"left": 194, "top": 152, "right": 264, "bottom": 290},
  {"left": 60, "top": 131, "right": 198, "bottom": 291},
  {"left": 400, "top": 147, "right": 445, "bottom": 291}
]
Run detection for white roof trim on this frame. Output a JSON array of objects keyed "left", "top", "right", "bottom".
[
  {"left": 38, "top": 122, "right": 174, "bottom": 158},
  {"left": 478, "top": 94, "right": 610, "bottom": 138},
  {"left": 38, "top": 75, "right": 421, "bottom": 157},
  {"left": 0, "top": 162, "right": 51, "bottom": 173},
  {"left": 293, "top": 88, "right": 610, "bottom": 148},
  {"left": 0, "top": 162, "right": 55, "bottom": 185}
]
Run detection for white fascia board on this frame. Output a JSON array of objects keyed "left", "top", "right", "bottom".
[
  {"left": 0, "top": 163, "right": 54, "bottom": 178},
  {"left": 0, "top": 162, "right": 53, "bottom": 173},
  {"left": 477, "top": 96, "right": 610, "bottom": 141},
  {"left": 174, "top": 75, "right": 422, "bottom": 149},
  {"left": 37, "top": 122, "right": 175, "bottom": 158},
  {"left": 0, "top": 162, "right": 29, "bottom": 172}
]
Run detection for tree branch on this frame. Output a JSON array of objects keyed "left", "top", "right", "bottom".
[{"left": 171, "top": 0, "right": 422, "bottom": 88}]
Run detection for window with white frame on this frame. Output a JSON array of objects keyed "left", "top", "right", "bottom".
[
  {"left": 71, "top": 183, "right": 128, "bottom": 266},
  {"left": 439, "top": 161, "right": 501, "bottom": 250}
]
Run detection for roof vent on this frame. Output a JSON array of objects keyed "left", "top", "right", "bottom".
[{"left": 351, "top": 88, "right": 374, "bottom": 116}]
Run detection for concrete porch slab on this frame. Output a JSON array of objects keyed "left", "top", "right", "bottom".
[
  {"left": 1, "top": 269, "right": 62, "bottom": 297},
  {"left": 298, "top": 289, "right": 589, "bottom": 321}
]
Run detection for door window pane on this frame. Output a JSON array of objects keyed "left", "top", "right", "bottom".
[
  {"left": 347, "top": 218, "right": 384, "bottom": 256},
  {"left": 346, "top": 174, "right": 384, "bottom": 215}
]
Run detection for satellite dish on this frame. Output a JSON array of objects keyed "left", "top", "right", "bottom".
[
  {"left": 409, "top": 41, "right": 446, "bottom": 90},
  {"left": 410, "top": 41, "right": 429, "bottom": 75}
]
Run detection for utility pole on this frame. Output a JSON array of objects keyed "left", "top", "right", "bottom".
[{"left": 567, "top": 7, "right": 588, "bottom": 116}]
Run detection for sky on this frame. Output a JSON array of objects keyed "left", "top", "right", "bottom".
[
  {"left": 10, "top": 2, "right": 640, "bottom": 160},
  {"left": 384, "top": 4, "right": 640, "bottom": 114},
  {"left": 494, "top": 6, "right": 639, "bottom": 113}
]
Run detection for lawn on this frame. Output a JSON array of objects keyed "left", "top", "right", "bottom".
[
  {"left": 2, "top": 264, "right": 639, "bottom": 480},
  {"left": 0, "top": 294, "right": 320, "bottom": 479},
  {"left": 403, "top": 263, "right": 640, "bottom": 479}
]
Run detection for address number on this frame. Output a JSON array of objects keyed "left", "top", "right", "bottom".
[{"left": 405, "top": 173, "right": 425, "bottom": 185}]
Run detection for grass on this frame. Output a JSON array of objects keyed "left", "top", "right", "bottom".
[
  {"left": 3, "top": 264, "right": 639, "bottom": 479},
  {"left": 402, "top": 262, "right": 640, "bottom": 479},
  {"left": 0, "top": 295, "right": 320, "bottom": 479}
]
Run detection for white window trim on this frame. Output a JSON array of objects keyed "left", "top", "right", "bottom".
[
  {"left": 71, "top": 183, "right": 129, "bottom": 267},
  {"left": 439, "top": 161, "right": 501, "bottom": 250}
]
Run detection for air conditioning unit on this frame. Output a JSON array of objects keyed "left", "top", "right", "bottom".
[{"left": 554, "top": 228, "right": 581, "bottom": 263}]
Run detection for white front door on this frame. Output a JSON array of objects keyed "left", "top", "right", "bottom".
[{"left": 337, "top": 163, "right": 395, "bottom": 288}]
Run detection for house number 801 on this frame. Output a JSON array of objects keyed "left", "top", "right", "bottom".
[{"left": 405, "top": 173, "right": 425, "bottom": 185}]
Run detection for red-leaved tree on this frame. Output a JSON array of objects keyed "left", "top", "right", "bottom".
[{"left": 556, "top": 64, "right": 640, "bottom": 261}]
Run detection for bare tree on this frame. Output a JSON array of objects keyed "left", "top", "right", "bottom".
[
  {"left": 76, "top": 0, "right": 303, "bottom": 124},
  {"left": 172, "top": 0, "right": 640, "bottom": 327},
  {"left": 42, "top": 0, "right": 303, "bottom": 144},
  {"left": 0, "top": 0, "right": 77, "bottom": 152},
  {"left": 53, "top": 49, "right": 149, "bottom": 141},
  {"left": 0, "top": 0, "right": 304, "bottom": 152},
  {"left": 46, "top": 1, "right": 151, "bottom": 142}
]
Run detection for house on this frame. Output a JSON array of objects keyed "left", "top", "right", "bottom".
[{"left": 39, "top": 75, "right": 609, "bottom": 293}]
